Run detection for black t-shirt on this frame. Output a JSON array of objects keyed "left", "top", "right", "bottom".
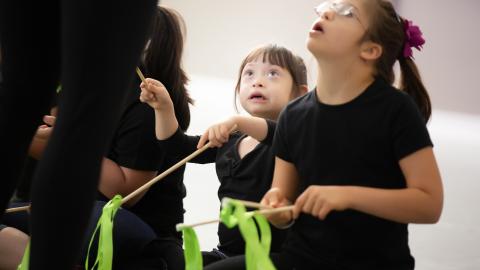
[
  {"left": 99, "top": 81, "right": 186, "bottom": 240},
  {"left": 274, "top": 78, "right": 432, "bottom": 269},
  {"left": 160, "top": 120, "right": 288, "bottom": 255}
]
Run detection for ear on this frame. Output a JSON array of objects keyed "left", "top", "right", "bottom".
[{"left": 360, "top": 41, "right": 382, "bottom": 61}]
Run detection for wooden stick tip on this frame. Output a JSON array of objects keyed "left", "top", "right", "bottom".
[{"left": 176, "top": 223, "right": 187, "bottom": 231}]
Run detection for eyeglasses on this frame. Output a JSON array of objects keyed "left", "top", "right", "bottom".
[{"left": 314, "top": 1, "right": 365, "bottom": 30}]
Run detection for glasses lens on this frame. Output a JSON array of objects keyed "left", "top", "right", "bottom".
[
  {"left": 315, "top": 2, "right": 329, "bottom": 15},
  {"left": 332, "top": 2, "right": 355, "bottom": 17}
]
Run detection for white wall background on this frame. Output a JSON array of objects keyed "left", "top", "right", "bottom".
[{"left": 161, "top": 1, "right": 480, "bottom": 269}]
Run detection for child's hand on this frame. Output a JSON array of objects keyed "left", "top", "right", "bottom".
[
  {"left": 139, "top": 78, "right": 173, "bottom": 111},
  {"left": 261, "top": 187, "right": 293, "bottom": 228},
  {"left": 293, "top": 186, "right": 351, "bottom": 220},
  {"left": 197, "top": 117, "right": 238, "bottom": 148},
  {"left": 34, "top": 115, "right": 56, "bottom": 140}
]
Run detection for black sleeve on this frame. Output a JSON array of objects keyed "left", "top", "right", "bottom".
[
  {"left": 157, "top": 126, "right": 217, "bottom": 164},
  {"left": 260, "top": 119, "right": 277, "bottom": 146},
  {"left": 391, "top": 95, "right": 433, "bottom": 161},
  {"left": 106, "top": 103, "right": 164, "bottom": 171},
  {"left": 272, "top": 108, "right": 293, "bottom": 162}
]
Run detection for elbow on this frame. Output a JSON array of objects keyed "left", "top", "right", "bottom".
[
  {"left": 429, "top": 187, "right": 444, "bottom": 224},
  {"left": 422, "top": 196, "right": 444, "bottom": 224},
  {"left": 430, "top": 201, "right": 444, "bottom": 223},
  {"left": 424, "top": 208, "right": 442, "bottom": 224}
]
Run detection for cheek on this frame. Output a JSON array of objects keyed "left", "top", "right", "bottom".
[{"left": 237, "top": 87, "right": 249, "bottom": 100}]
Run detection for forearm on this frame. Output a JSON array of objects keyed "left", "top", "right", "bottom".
[
  {"left": 346, "top": 186, "right": 443, "bottom": 224},
  {"left": 232, "top": 115, "right": 268, "bottom": 141},
  {"left": 154, "top": 105, "right": 179, "bottom": 140},
  {"left": 271, "top": 157, "right": 300, "bottom": 203}
]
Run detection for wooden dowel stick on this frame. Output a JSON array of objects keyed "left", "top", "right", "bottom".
[
  {"left": 176, "top": 218, "right": 220, "bottom": 231},
  {"left": 5, "top": 126, "right": 237, "bottom": 213},
  {"left": 136, "top": 67, "right": 147, "bottom": 85},
  {"left": 255, "top": 205, "right": 294, "bottom": 216},
  {"left": 222, "top": 197, "right": 272, "bottom": 209},
  {"left": 176, "top": 205, "right": 295, "bottom": 230},
  {"left": 122, "top": 125, "right": 237, "bottom": 205},
  {"left": 5, "top": 205, "right": 30, "bottom": 214},
  {"left": 122, "top": 141, "right": 212, "bottom": 204}
]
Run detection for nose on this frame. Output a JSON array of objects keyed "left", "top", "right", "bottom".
[
  {"left": 321, "top": 9, "right": 336, "bottom": 20},
  {"left": 252, "top": 77, "right": 265, "bottom": 88}
]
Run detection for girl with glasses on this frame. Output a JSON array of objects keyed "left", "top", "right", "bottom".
[{"left": 206, "top": 1, "right": 443, "bottom": 269}]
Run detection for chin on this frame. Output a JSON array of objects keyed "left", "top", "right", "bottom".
[{"left": 306, "top": 39, "right": 322, "bottom": 57}]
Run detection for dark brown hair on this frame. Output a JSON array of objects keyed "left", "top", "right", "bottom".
[
  {"left": 363, "top": 0, "right": 431, "bottom": 121},
  {"left": 234, "top": 44, "right": 307, "bottom": 111},
  {"left": 142, "top": 6, "right": 193, "bottom": 131}
]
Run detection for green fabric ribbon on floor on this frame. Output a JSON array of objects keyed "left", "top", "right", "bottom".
[
  {"left": 17, "top": 242, "right": 29, "bottom": 270},
  {"left": 86, "top": 195, "right": 122, "bottom": 270},
  {"left": 220, "top": 200, "right": 275, "bottom": 270},
  {"left": 182, "top": 227, "right": 203, "bottom": 270}
]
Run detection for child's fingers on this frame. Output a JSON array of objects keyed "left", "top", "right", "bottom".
[
  {"left": 212, "top": 127, "right": 224, "bottom": 146},
  {"left": 262, "top": 188, "right": 280, "bottom": 207},
  {"left": 35, "top": 126, "right": 53, "bottom": 140},
  {"left": 139, "top": 89, "right": 154, "bottom": 101},
  {"left": 293, "top": 192, "right": 307, "bottom": 219},
  {"left": 145, "top": 78, "right": 161, "bottom": 87},
  {"left": 317, "top": 204, "right": 331, "bottom": 220},
  {"left": 302, "top": 194, "right": 315, "bottom": 216},
  {"left": 219, "top": 125, "right": 230, "bottom": 142},
  {"left": 213, "top": 126, "right": 226, "bottom": 144},
  {"left": 145, "top": 78, "right": 168, "bottom": 94},
  {"left": 197, "top": 130, "right": 209, "bottom": 149},
  {"left": 139, "top": 94, "right": 146, "bottom": 103},
  {"left": 208, "top": 128, "right": 220, "bottom": 147},
  {"left": 139, "top": 91, "right": 149, "bottom": 102},
  {"left": 43, "top": 115, "right": 56, "bottom": 126},
  {"left": 312, "top": 199, "right": 324, "bottom": 219}
]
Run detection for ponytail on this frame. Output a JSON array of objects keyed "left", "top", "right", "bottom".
[
  {"left": 366, "top": 0, "right": 431, "bottom": 122},
  {"left": 398, "top": 56, "right": 431, "bottom": 121}
]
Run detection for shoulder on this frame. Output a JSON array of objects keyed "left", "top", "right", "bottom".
[
  {"left": 369, "top": 79, "right": 421, "bottom": 118},
  {"left": 281, "top": 90, "right": 316, "bottom": 118}
]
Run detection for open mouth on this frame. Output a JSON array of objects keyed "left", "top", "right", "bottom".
[
  {"left": 249, "top": 92, "right": 267, "bottom": 101},
  {"left": 312, "top": 22, "right": 324, "bottom": 33}
]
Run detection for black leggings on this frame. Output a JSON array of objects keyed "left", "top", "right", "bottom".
[
  {"left": 3, "top": 201, "right": 167, "bottom": 270},
  {"left": 0, "top": 0, "right": 157, "bottom": 269}
]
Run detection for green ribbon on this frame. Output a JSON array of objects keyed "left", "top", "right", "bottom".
[
  {"left": 220, "top": 200, "right": 275, "bottom": 270},
  {"left": 181, "top": 227, "right": 203, "bottom": 270},
  {"left": 85, "top": 195, "right": 122, "bottom": 270},
  {"left": 17, "top": 242, "right": 30, "bottom": 270}
]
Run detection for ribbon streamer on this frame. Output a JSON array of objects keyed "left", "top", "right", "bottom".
[
  {"left": 85, "top": 195, "right": 122, "bottom": 270},
  {"left": 220, "top": 200, "right": 275, "bottom": 270}
]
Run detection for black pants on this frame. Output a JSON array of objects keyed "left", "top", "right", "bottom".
[
  {"left": 4, "top": 201, "right": 167, "bottom": 270},
  {"left": 0, "top": 0, "right": 157, "bottom": 269}
]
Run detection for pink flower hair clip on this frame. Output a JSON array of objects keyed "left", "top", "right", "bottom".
[{"left": 403, "top": 19, "right": 425, "bottom": 59}]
